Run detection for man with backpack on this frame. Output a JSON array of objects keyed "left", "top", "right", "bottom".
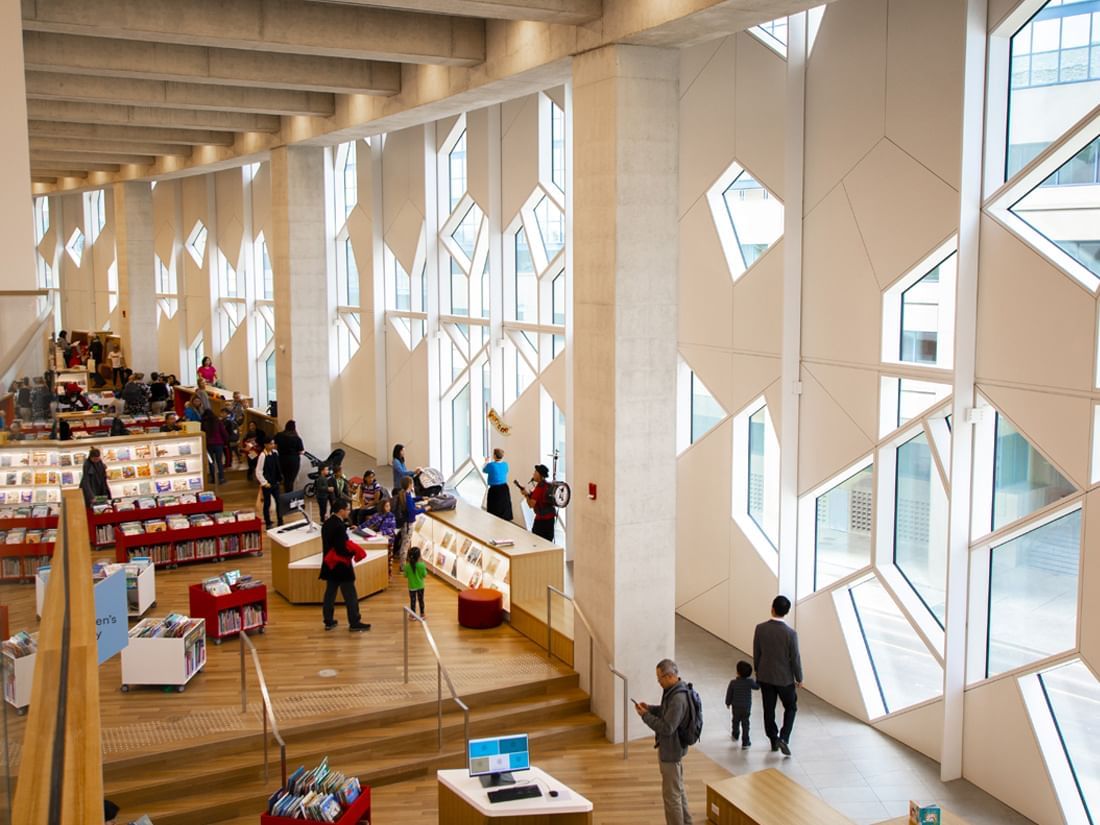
[{"left": 635, "top": 658, "right": 701, "bottom": 825}]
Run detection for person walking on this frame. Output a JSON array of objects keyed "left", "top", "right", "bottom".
[
  {"left": 315, "top": 464, "right": 335, "bottom": 522},
  {"left": 274, "top": 420, "right": 304, "bottom": 493},
  {"left": 201, "top": 409, "right": 228, "bottom": 485},
  {"left": 320, "top": 498, "right": 371, "bottom": 632},
  {"left": 79, "top": 448, "right": 110, "bottom": 507},
  {"left": 752, "top": 595, "right": 802, "bottom": 756},
  {"left": 402, "top": 545, "right": 427, "bottom": 618},
  {"left": 256, "top": 440, "right": 283, "bottom": 528},
  {"left": 635, "top": 659, "right": 695, "bottom": 825},
  {"left": 724, "top": 660, "right": 759, "bottom": 748},
  {"left": 481, "top": 448, "right": 513, "bottom": 521}
]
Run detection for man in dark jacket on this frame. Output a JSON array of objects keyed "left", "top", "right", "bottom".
[
  {"left": 256, "top": 441, "right": 283, "bottom": 528},
  {"left": 80, "top": 448, "right": 110, "bottom": 507},
  {"left": 636, "top": 658, "right": 694, "bottom": 825},
  {"left": 320, "top": 498, "right": 370, "bottom": 632},
  {"left": 274, "top": 420, "right": 304, "bottom": 493},
  {"left": 753, "top": 595, "right": 803, "bottom": 756}
]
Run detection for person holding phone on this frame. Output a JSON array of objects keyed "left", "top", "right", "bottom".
[
  {"left": 514, "top": 464, "right": 555, "bottom": 541},
  {"left": 635, "top": 659, "right": 694, "bottom": 825}
]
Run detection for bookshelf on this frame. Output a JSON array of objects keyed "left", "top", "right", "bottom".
[
  {"left": 0, "top": 542, "right": 55, "bottom": 582},
  {"left": 0, "top": 504, "right": 57, "bottom": 582},
  {"left": 35, "top": 559, "right": 155, "bottom": 619},
  {"left": 0, "top": 431, "right": 207, "bottom": 505},
  {"left": 188, "top": 581, "right": 268, "bottom": 644},
  {"left": 120, "top": 616, "right": 206, "bottom": 692},
  {"left": 87, "top": 495, "right": 224, "bottom": 548},
  {"left": 2, "top": 632, "right": 37, "bottom": 713},
  {"left": 114, "top": 516, "right": 262, "bottom": 568}
]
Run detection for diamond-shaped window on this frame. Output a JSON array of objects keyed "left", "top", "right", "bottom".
[
  {"left": 706, "top": 162, "right": 784, "bottom": 281},
  {"left": 750, "top": 16, "right": 788, "bottom": 57},
  {"left": 533, "top": 195, "right": 565, "bottom": 263},
  {"left": 992, "top": 413, "right": 1076, "bottom": 532},
  {"left": 451, "top": 203, "right": 480, "bottom": 262},
  {"left": 65, "top": 228, "right": 85, "bottom": 266},
  {"left": 186, "top": 221, "right": 208, "bottom": 267},
  {"left": 893, "top": 430, "right": 949, "bottom": 627},
  {"left": 1008, "top": 134, "right": 1100, "bottom": 284}
]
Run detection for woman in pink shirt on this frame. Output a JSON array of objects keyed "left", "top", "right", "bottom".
[{"left": 196, "top": 356, "right": 218, "bottom": 385}]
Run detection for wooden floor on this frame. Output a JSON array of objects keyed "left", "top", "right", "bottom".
[
  {"left": 365, "top": 739, "right": 734, "bottom": 825},
  {"left": 0, "top": 465, "right": 574, "bottom": 770}
]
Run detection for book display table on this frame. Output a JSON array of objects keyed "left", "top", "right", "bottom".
[
  {"left": 268, "top": 525, "right": 388, "bottom": 604},
  {"left": 120, "top": 616, "right": 206, "bottom": 692},
  {"left": 416, "top": 502, "right": 570, "bottom": 659},
  {"left": 188, "top": 582, "right": 268, "bottom": 644},
  {"left": 260, "top": 782, "right": 370, "bottom": 824},
  {"left": 438, "top": 767, "right": 592, "bottom": 824}
]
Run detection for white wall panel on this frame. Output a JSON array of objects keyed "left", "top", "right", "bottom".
[
  {"left": 976, "top": 216, "right": 1096, "bottom": 393},
  {"left": 843, "top": 139, "right": 959, "bottom": 289},
  {"left": 803, "top": 362, "right": 879, "bottom": 445},
  {"left": 727, "top": 527, "right": 780, "bottom": 655},
  {"left": 385, "top": 334, "right": 429, "bottom": 473},
  {"left": 734, "top": 32, "right": 786, "bottom": 199},
  {"left": 731, "top": 239, "right": 783, "bottom": 357},
  {"left": 797, "top": 367, "right": 873, "bottom": 495},
  {"left": 873, "top": 699, "right": 944, "bottom": 763},
  {"left": 678, "top": 198, "right": 734, "bottom": 350},
  {"left": 804, "top": 0, "right": 888, "bottom": 211},
  {"left": 501, "top": 93, "right": 540, "bottom": 222},
  {"left": 678, "top": 35, "right": 737, "bottom": 212},
  {"left": 962, "top": 677, "right": 1063, "bottom": 825},
  {"left": 1079, "top": 490, "right": 1100, "bottom": 673},
  {"left": 676, "top": 418, "right": 733, "bottom": 608},
  {"left": 730, "top": 354, "right": 782, "bottom": 423},
  {"left": 467, "top": 107, "right": 492, "bottom": 214},
  {"left": 797, "top": 589, "right": 869, "bottom": 720},
  {"left": 885, "top": 0, "right": 966, "bottom": 191},
  {"left": 680, "top": 343, "right": 733, "bottom": 415},
  {"left": 801, "top": 187, "right": 881, "bottom": 366}
]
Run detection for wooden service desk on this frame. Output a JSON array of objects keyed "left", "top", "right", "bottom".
[
  {"left": 268, "top": 523, "right": 388, "bottom": 604},
  {"left": 438, "top": 767, "right": 593, "bottom": 824},
  {"left": 706, "top": 769, "right": 853, "bottom": 825}
]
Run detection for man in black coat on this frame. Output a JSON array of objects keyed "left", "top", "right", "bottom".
[
  {"left": 753, "top": 595, "right": 803, "bottom": 756},
  {"left": 256, "top": 441, "right": 283, "bottom": 528},
  {"left": 320, "top": 499, "right": 370, "bottom": 632},
  {"left": 274, "top": 420, "right": 304, "bottom": 494},
  {"left": 80, "top": 448, "right": 110, "bottom": 507}
]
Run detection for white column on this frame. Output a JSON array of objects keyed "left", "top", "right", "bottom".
[
  {"left": 0, "top": 1, "right": 35, "bottom": 289},
  {"left": 942, "top": 0, "right": 988, "bottom": 782},
  {"left": 370, "top": 137, "right": 389, "bottom": 463},
  {"left": 572, "top": 44, "right": 679, "bottom": 742},
  {"left": 271, "top": 145, "right": 333, "bottom": 458},
  {"left": 113, "top": 182, "right": 158, "bottom": 374}
]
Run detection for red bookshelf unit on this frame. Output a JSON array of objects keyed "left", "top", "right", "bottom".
[
  {"left": 0, "top": 543, "right": 55, "bottom": 582},
  {"left": 114, "top": 519, "right": 262, "bottom": 568},
  {"left": 88, "top": 498, "right": 225, "bottom": 548},
  {"left": 259, "top": 785, "right": 370, "bottom": 825},
  {"left": 188, "top": 582, "right": 268, "bottom": 644}
]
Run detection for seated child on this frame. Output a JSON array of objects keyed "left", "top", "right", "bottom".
[
  {"left": 725, "top": 660, "right": 759, "bottom": 748},
  {"left": 362, "top": 497, "right": 398, "bottom": 554}
]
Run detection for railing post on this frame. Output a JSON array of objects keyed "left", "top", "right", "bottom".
[
  {"left": 546, "top": 587, "right": 552, "bottom": 659},
  {"left": 437, "top": 662, "right": 443, "bottom": 751},
  {"left": 403, "top": 608, "right": 409, "bottom": 683},
  {"left": 588, "top": 637, "right": 594, "bottom": 695},
  {"left": 280, "top": 743, "right": 287, "bottom": 788},
  {"left": 2, "top": 657, "right": 11, "bottom": 825},
  {"left": 263, "top": 700, "right": 270, "bottom": 782},
  {"left": 622, "top": 675, "right": 629, "bottom": 761},
  {"left": 240, "top": 629, "right": 247, "bottom": 713}
]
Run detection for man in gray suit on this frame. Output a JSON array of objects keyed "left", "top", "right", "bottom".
[{"left": 753, "top": 595, "right": 802, "bottom": 756}]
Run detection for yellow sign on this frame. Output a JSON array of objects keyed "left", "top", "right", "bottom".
[{"left": 487, "top": 407, "right": 510, "bottom": 435}]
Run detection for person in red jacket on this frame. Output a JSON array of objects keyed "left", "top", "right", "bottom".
[{"left": 320, "top": 498, "right": 371, "bottom": 633}]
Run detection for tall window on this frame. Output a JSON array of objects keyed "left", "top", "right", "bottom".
[
  {"left": 84, "top": 189, "right": 106, "bottom": 244},
  {"left": 812, "top": 464, "right": 874, "bottom": 591},
  {"left": 882, "top": 240, "right": 957, "bottom": 370},
  {"left": 893, "top": 431, "right": 949, "bottom": 625},
  {"left": 550, "top": 100, "right": 566, "bottom": 192},
  {"left": 336, "top": 141, "right": 358, "bottom": 221}
]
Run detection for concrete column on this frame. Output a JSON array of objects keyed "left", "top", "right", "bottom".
[
  {"left": 113, "top": 182, "right": 157, "bottom": 374},
  {"left": 0, "top": 0, "right": 35, "bottom": 291},
  {"left": 571, "top": 44, "right": 679, "bottom": 742},
  {"left": 270, "top": 145, "right": 332, "bottom": 459}
]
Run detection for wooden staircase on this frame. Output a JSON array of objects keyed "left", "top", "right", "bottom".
[{"left": 103, "top": 672, "right": 603, "bottom": 825}]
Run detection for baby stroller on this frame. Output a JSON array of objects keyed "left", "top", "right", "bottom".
[
  {"left": 303, "top": 448, "right": 346, "bottom": 498},
  {"left": 413, "top": 466, "right": 445, "bottom": 497}
]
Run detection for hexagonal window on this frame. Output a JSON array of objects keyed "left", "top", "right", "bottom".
[
  {"left": 1023, "top": 659, "right": 1100, "bottom": 822},
  {"left": 802, "top": 461, "right": 873, "bottom": 593},
  {"left": 706, "top": 161, "right": 784, "bottom": 281},
  {"left": 186, "top": 221, "right": 208, "bottom": 267},
  {"left": 839, "top": 577, "right": 943, "bottom": 717},
  {"left": 64, "top": 228, "right": 85, "bottom": 266},
  {"left": 984, "top": 507, "right": 1081, "bottom": 678}
]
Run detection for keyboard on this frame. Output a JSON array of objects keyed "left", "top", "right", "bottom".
[{"left": 487, "top": 785, "right": 542, "bottom": 803}]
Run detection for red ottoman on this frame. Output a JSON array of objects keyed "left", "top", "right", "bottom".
[{"left": 458, "top": 589, "right": 503, "bottom": 629}]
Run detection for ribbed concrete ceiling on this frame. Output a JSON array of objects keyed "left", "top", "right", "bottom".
[{"left": 21, "top": 0, "right": 828, "bottom": 188}]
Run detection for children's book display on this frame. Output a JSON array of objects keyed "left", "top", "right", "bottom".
[
  {"left": 88, "top": 490, "right": 223, "bottom": 547},
  {"left": 0, "top": 432, "right": 205, "bottom": 504},
  {"left": 410, "top": 516, "right": 512, "bottom": 610},
  {"left": 35, "top": 558, "right": 156, "bottom": 619},
  {"left": 17, "top": 413, "right": 167, "bottom": 439},
  {"left": 2, "top": 631, "right": 37, "bottom": 712},
  {"left": 0, "top": 504, "right": 58, "bottom": 581},
  {"left": 261, "top": 758, "right": 370, "bottom": 824},
  {"left": 187, "top": 570, "right": 268, "bottom": 644},
  {"left": 114, "top": 509, "right": 261, "bottom": 568},
  {"left": 120, "top": 613, "right": 206, "bottom": 692}
]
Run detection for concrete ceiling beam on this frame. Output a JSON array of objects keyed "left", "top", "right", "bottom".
[
  {"left": 30, "top": 168, "right": 88, "bottom": 179},
  {"left": 26, "top": 120, "right": 236, "bottom": 147},
  {"left": 31, "top": 150, "right": 155, "bottom": 167},
  {"left": 29, "top": 157, "right": 123, "bottom": 172},
  {"left": 25, "top": 72, "right": 336, "bottom": 117},
  {"left": 30, "top": 137, "right": 194, "bottom": 157},
  {"left": 23, "top": 32, "right": 401, "bottom": 96},
  {"left": 22, "top": 0, "right": 486, "bottom": 65},
  {"left": 26, "top": 100, "right": 282, "bottom": 133},
  {"left": 304, "top": 0, "right": 601, "bottom": 24}
]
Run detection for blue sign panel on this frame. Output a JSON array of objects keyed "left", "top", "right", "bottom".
[{"left": 94, "top": 568, "right": 129, "bottom": 664}]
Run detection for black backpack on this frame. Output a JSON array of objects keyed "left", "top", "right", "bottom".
[{"left": 674, "top": 682, "right": 704, "bottom": 747}]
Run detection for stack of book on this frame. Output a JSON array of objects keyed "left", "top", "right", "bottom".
[
  {"left": 266, "top": 758, "right": 362, "bottom": 821},
  {"left": 130, "top": 613, "right": 201, "bottom": 639},
  {"left": 2, "top": 631, "right": 36, "bottom": 658}
]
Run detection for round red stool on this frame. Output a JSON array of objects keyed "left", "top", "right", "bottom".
[{"left": 457, "top": 588, "right": 503, "bottom": 629}]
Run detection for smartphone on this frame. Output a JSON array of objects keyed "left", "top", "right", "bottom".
[{"left": 631, "top": 697, "right": 640, "bottom": 706}]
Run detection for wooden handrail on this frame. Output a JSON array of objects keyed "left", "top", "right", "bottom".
[{"left": 11, "top": 490, "right": 104, "bottom": 824}]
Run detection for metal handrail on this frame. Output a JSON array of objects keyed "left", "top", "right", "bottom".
[
  {"left": 402, "top": 608, "right": 471, "bottom": 753},
  {"left": 547, "top": 585, "right": 629, "bottom": 760},
  {"left": 239, "top": 632, "right": 287, "bottom": 787}
]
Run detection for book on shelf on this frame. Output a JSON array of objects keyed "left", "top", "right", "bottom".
[
  {"left": 2, "top": 631, "right": 36, "bottom": 658},
  {"left": 203, "top": 577, "right": 232, "bottom": 596},
  {"left": 24, "top": 530, "right": 42, "bottom": 544},
  {"left": 144, "top": 520, "right": 168, "bottom": 534},
  {"left": 196, "top": 491, "right": 216, "bottom": 502},
  {"left": 118, "top": 522, "right": 143, "bottom": 537},
  {"left": 130, "top": 613, "right": 202, "bottom": 639},
  {"left": 178, "top": 493, "right": 198, "bottom": 505},
  {"left": 5, "top": 529, "right": 26, "bottom": 544},
  {"left": 213, "top": 513, "right": 237, "bottom": 525},
  {"left": 267, "top": 758, "right": 361, "bottom": 822},
  {"left": 166, "top": 516, "right": 190, "bottom": 531}
]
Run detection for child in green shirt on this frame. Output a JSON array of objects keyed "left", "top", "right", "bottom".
[{"left": 403, "top": 545, "right": 427, "bottom": 618}]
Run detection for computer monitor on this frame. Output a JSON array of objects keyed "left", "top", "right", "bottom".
[
  {"left": 276, "top": 488, "right": 312, "bottom": 530},
  {"left": 467, "top": 733, "right": 530, "bottom": 788}
]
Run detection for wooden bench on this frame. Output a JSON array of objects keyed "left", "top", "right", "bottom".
[{"left": 706, "top": 769, "right": 971, "bottom": 825}]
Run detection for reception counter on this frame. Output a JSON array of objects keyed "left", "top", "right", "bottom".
[
  {"left": 268, "top": 523, "right": 388, "bottom": 604},
  {"left": 438, "top": 767, "right": 592, "bottom": 824}
]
